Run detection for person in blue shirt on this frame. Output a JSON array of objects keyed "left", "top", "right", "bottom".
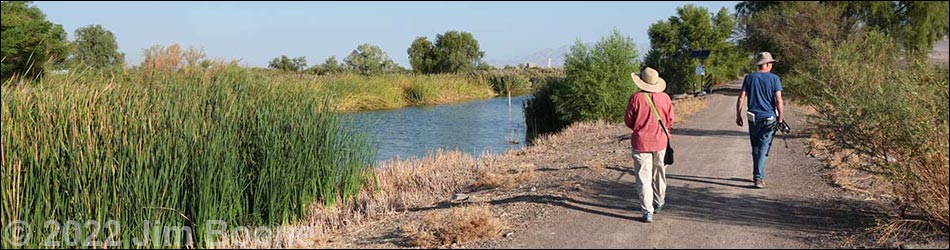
[{"left": 736, "top": 52, "right": 785, "bottom": 189}]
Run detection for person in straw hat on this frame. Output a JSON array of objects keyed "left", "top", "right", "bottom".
[
  {"left": 624, "top": 67, "right": 674, "bottom": 223},
  {"left": 736, "top": 52, "right": 785, "bottom": 189}
]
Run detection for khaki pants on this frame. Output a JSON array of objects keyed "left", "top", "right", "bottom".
[{"left": 633, "top": 149, "right": 667, "bottom": 214}]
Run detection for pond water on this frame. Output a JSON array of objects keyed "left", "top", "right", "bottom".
[{"left": 341, "top": 95, "right": 530, "bottom": 163}]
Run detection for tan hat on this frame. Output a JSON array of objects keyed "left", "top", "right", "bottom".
[
  {"left": 631, "top": 67, "right": 667, "bottom": 93},
  {"left": 755, "top": 52, "right": 778, "bottom": 66}
]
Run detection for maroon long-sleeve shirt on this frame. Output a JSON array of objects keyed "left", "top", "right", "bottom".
[{"left": 624, "top": 91, "right": 674, "bottom": 152}]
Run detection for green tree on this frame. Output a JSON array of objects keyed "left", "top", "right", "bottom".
[
  {"left": 838, "top": 1, "right": 950, "bottom": 57},
  {"left": 735, "top": 1, "right": 780, "bottom": 17},
  {"left": 406, "top": 30, "right": 486, "bottom": 74},
  {"left": 434, "top": 30, "right": 486, "bottom": 73},
  {"left": 1, "top": 1, "right": 69, "bottom": 80},
  {"left": 344, "top": 43, "right": 398, "bottom": 75},
  {"left": 550, "top": 29, "right": 640, "bottom": 123},
  {"left": 645, "top": 5, "right": 747, "bottom": 94},
  {"left": 407, "top": 36, "right": 438, "bottom": 73},
  {"left": 736, "top": 1, "right": 950, "bottom": 71},
  {"left": 70, "top": 24, "right": 125, "bottom": 69},
  {"left": 320, "top": 56, "right": 344, "bottom": 74},
  {"left": 268, "top": 55, "right": 307, "bottom": 72},
  {"left": 737, "top": 2, "right": 856, "bottom": 75},
  {"left": 307, "top": 56, "right": 346, "bottom": 75}
]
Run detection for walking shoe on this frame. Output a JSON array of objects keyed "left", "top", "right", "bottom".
[
  {"left": 654, "top": 203, "right": 664, "bottom": 214},
  {"left": 754, "top": 178, "right": 766, "bottom": 189},
  {"left": 643, "top": 212, "right": 654, "bottom": 223}
]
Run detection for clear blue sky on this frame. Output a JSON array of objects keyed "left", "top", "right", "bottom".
[{"left": 35, "top": 1, "right": 739, "bottom": 68}]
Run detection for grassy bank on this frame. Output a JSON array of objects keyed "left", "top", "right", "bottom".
[
  {"left": 232, "top": 70, "right": 495, "bottom": 112},
  {"left": 1, "top": 66, "right": 377, "bottom": 248},
  {"left": 315, "top": 73, "right": 496, "bottom": 111},
  {"left": 247, "top": 68, "right": 564, "bottom": 113}
]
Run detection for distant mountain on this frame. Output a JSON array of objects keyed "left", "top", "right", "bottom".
[
  {"left": 487, "top": 45, "right": 573, "bottom": 68},
  {"left": 488, "top": 42, "right": 652, "bottom": 69}
]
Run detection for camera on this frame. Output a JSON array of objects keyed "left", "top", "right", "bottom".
[{"left": 776, "top": 120, "right": 791, "bottom": 134}]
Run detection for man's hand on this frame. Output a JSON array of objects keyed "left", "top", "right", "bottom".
[{"left": 736, "top": 116, "right": 743, "bottom": 127}]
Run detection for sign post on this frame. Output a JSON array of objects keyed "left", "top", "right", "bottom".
[{"left": 689, "top": 50, "right": 711, "bottom": 96}]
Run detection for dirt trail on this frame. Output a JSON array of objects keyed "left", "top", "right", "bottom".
[{"left": 484, "top": 82, "right": 883, "bottom": 249}]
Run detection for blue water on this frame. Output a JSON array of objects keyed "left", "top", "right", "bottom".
[{"left": 341, "top": 96, "right": 529, "bottom": 163}]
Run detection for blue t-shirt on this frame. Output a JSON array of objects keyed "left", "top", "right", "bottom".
[{"left": 742, "top": 72, "right": 782, "bottom": 120}]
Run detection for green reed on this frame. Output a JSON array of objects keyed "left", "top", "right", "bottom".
[{"left": 1, "top": 66, "right": 376, "bottom": 248}]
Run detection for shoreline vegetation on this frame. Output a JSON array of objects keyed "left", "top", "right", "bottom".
[
  {"left": 2, "top": 66, "right": 381, "bottom": 249},
  {"left": 0, "top": 64, "right": 564, "bottom": 249}
]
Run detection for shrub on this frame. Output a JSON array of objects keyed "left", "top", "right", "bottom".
[
  {"left": 522, "top": 30, "right": 637, "bottom": 141},
  {"left": 487, "top": 71, "right": 530, "bottom": 96},
  {"left": 465, "top": 68, "right": 565, "bottom": 97},
  {"left": 524, "top": 76, "right": 569, "bottom": 143},
  {"left": 550, "top": 30, "right": 640, "bottom": 124},
  {"left": 791, "top": 31, "right": 949, "bottom": 229}
]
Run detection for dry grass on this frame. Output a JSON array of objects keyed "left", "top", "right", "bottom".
[
  {"left": 807, "top": 133, "right": 895, "bottom": 199},
  {"left": 401, "top": 204, "right": 509, "bottom": 248},
  {"left": 868, "top": 219, "right": 945, "bottom": 246},
  {"left": 672, "top": 97, "right": 706, "bottom": 123},
  {"left": 524, "top": 120, "right": 625, "bottom": 170},
  {"left": 476, "top": 164, "right": 536, "bottom": 189},
  {"left": 529, "top": 120, "right": 615, "bottom": 150}
]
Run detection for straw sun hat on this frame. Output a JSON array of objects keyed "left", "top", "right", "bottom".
[
  {"left": 631, "top": 67, "right": 667, "bottom": 93},
  {"left": 755, "top": 52, "right": 778, "bottom": 66}
]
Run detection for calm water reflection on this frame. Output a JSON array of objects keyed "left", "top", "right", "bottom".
[{"left": 341, "top": 95, "right": 529, "bottom": 163}]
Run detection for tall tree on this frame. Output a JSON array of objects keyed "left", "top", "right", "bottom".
[
  {"left": 846, "top": 1, "right": 949, "bottom": 56},
  {"left": 344, "top": 43, "right": 397, "bottom": 75},
  {"left": 645, "top": 5, "right": 747, "bottom": 94},
  {"left": 406, "top": 30, "right": 486, "bottom": 74},
  {"left": 1, "top": 1, "right": 69, "bottom": 80},
  {"left": 407, "top": 36, "right": 437, "bottom": 73},
  {"left": 434, "top": 30, "right": 486, "bottom": 73},
  {"left": 71, "top": 24, "right": 125, "bottom": 69},
  {"left": 737, "top": 1, "right": 950, "bottom": 66},
  {"left": 735, "top": 1, "right": 780, "bottom": 17},
  {"left": 321, "top": 56, "right": 344, "bottom": 74}
]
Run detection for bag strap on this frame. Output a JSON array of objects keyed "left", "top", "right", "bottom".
[{"left": 642, "top": 92, "right": 670, "bottom": 138}]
